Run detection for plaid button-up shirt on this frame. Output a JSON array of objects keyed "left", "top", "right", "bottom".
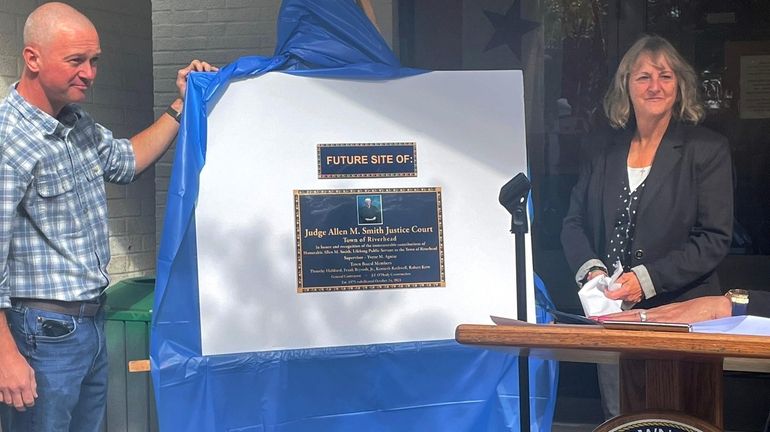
[{"left": 0, "top": 86, "right": 136, "bottom": 308}]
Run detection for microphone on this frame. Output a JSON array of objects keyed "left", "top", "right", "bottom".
[{"left": 499, "top": 173, "right": 530, "bottom": 234}]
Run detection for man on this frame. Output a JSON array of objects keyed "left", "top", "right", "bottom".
[
  {"left": 358, "top": 197, "right": 381, "bottom": 224},
  {"left": 0, "top": 3, "right": 215, "bottom": 431}
]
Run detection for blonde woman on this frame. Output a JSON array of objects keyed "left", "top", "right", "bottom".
[{"left": 561, "top": 34, "right": 733, "bottom": 418}]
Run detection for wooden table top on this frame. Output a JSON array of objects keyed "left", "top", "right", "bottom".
[{"left": 456, "top": 323, "right": 770, "bottom": 373}]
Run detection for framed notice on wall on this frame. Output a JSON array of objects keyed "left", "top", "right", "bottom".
[
  {"left": 725, "top": 41, "right": 770, "bottom": 119},
  {"left": 739, "top": 55, "right": 770, "bottom": 119}
]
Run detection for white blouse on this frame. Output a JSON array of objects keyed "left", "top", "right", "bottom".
[{"left": 627, "top": 165, "right": 651, "bottom": 192}]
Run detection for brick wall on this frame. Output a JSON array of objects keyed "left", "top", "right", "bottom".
[
  {"left": 0, "top": 0, "right": 156, "bottom": 283},
  {"left": 151, "top": 0, "right": 394, "bottom": 247}
]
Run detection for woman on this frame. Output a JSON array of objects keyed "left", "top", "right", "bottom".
[
  {"left": 562, "top": 35, "right": 733, "bottom": 308},
  {"left": 560, "top": 35, "right": 734, "bottom": 419}
]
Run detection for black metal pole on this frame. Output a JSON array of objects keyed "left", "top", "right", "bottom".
[
  {"left": 515, "top": 231, "right": 530, "bottom": 431},
  {"left": 498, "top": 173, "right": 531, "bottom": 432}
]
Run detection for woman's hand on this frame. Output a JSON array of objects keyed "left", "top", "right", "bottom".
[{"left": 604, "top": 271, "right": 643, "bottom": 303}]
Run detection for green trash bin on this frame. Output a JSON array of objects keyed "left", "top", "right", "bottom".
[{"left": 102, "top": 277, "right": 159, "bottom": 432}]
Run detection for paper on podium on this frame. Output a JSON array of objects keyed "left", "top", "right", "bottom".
[
  {"left": 692, "top": 315, "right": 770, "bottom": 336},
  {"left": 578, "top": 261, "right": 622, "bottom": 316},
  {"left": 490, "top": 315, "right": 532, "bottom": 326}
]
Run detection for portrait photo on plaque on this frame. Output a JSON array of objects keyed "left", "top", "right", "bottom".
[{"left": 357, "top": 194, "right": 383, "bottom": 225}]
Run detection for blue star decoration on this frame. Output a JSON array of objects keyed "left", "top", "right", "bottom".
[{"left": 483, "top": 0, "right": 541, "bottom": 61}]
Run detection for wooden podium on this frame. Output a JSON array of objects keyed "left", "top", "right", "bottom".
[{"left": 455, "top": 323, "right": 770, "bottom": 429}]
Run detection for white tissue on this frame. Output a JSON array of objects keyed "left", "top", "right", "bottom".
[{"left": 578, "top": 261, "right": 623, "bottom": 316}]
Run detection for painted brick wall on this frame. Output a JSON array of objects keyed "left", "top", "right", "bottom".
[
  {"left": 0, "top": 0, "right": 394, "bottom": 288},
  {"left": 151, "top": 0, "right": 394, "bottom": 248},
  {"left": 0, "top": 0, "right": 156, "bottom": 283}
]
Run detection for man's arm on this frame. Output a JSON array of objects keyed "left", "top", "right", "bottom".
[
  {"left": 0, "top": 311, "right": 36, "bottom": 411},
  {"left": 595, "top": 296, "right": 732, "bottom": 324},
  {"left": 131, "top": 60, "right": 217, "bottom": 174},
  {"left": 0, "top": 162, "right": 36, "bottom": 411},
  {"left": 130, "top": 97, "right": 183, "bottom": 174}
]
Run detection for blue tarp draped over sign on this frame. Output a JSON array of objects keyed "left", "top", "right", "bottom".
[{"left": 151, "top": 0, "right": 558, "bottom": 430}]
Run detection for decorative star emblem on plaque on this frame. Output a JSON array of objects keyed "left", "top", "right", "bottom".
[{"left": 483, "top": 0, "right": 541, "bottom": 61}]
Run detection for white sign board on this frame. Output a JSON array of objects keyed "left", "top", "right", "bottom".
[{"left": 197, "top": 71, "right": 533, "bottom": 356}]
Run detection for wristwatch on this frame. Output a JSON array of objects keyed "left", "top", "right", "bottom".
[
  {"left": 165, "top": 105, "right": 182, "bottom": 123},
  {"left": 579, "top": 265, "right": 606, "bottom": 286},
  {"left": 725, "top": 289, "right": 749, "bottom": 316}
]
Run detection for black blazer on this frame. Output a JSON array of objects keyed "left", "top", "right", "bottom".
[
  {"left": 748, "top": 290, "right": 770, "bottom": 318},
  {"left": 561, "top": 121, "right": 733, "bottom": 308}
]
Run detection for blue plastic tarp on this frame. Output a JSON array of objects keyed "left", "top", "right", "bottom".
[{"left": 151, "top": 1, "right": 558, "bottom": 430}]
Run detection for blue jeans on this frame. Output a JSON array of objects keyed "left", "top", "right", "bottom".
[{"left": 0, "top": 304, "right": 107, "bottom": 432}]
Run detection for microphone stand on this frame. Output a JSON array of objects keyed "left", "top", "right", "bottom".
[{"left": 499, "top": 173, "right": 531, "bottom": 431}]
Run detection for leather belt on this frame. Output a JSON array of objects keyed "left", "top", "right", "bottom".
[{"left": 11, "top": 297, "right": 103, "bottom": 317}]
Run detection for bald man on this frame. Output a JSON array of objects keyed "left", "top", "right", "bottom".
[{"left": 0, "top": 3, "right": 215, "bottom": 431}]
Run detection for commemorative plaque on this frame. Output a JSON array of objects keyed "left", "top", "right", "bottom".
[{"left": 294, "top": 187, "right": 445, "bottom": 292}]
